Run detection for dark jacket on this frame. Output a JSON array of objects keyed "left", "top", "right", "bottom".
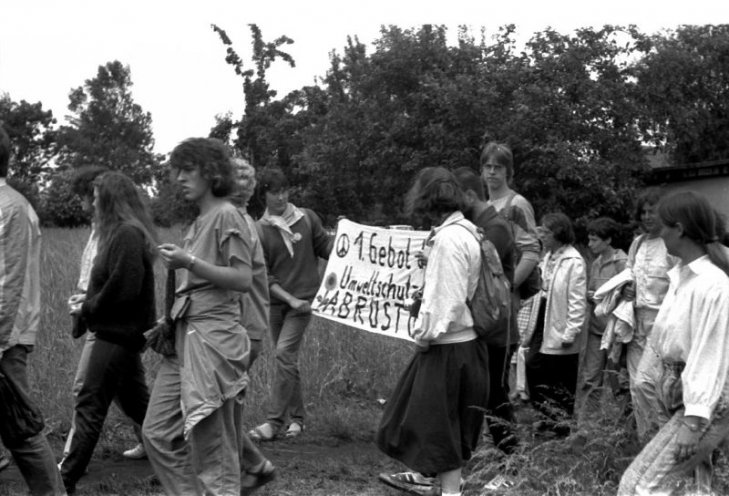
[
  {"left": 81, "top": 224, "right": 156, "bottom": 351},
  {"left": 470, "top": 204, "right": 518, "bottom": 347},
  {"left": 256, "top": 208, "right": 333, "bottom": 304}
]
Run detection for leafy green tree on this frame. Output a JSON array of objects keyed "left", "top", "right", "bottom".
[
  {"left": 288, "top": 25, "right": 650, "bottom": 228},
  {"left": 39, "top": 170, "right": 86, "bottom": 227},
  {"left": 55, "top": 61, "right": 163, "bottom": 186},
  {"left": 211, "top": 23, "right": 297, "bottom": 170},
  {"left": 634, "top": 24, "right": 729, "bottom": 164},
  {"left": 0, "top": 94, "right": 56, "bottom": 207},
  {"left": 495, "top": 25, "right": 651, "bottom": 230}
]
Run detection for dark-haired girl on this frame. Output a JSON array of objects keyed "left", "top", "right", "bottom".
[
  {"left": 619, "top": 191, "right": 729, "bottom": 495},
  {"left": 60, "top": 171, "right": 156, "bottom": 494},
  {"left": 377, "top": 167, "right": 489, "bottom": 496}
]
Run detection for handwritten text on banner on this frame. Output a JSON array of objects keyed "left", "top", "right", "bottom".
[{"left": 312, "top": 220, "right": 429, "bottom": 342}]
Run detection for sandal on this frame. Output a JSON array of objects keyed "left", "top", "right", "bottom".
[
  {"left": 284, "top": 421, "right": 303, "bottom": 439},
  {"left": 248, "top": 422, "right": 277, "bottom": 442},
  {"left": 241, "top": 459, "right": 276, "bottom": 495}
]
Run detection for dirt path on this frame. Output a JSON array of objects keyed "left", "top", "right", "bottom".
[{"left": 0, "top": 433, "right": 407, "bottom": 496}]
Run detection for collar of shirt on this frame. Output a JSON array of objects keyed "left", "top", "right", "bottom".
[
  {"left": 669, "top": 255, "right": 713, "bottom": 285},
  {"left": 0, "top": 178, "right": 6, "bottom": 187},
  {"left": 433, "top": 211, "right": 467, "bottom": 234}
]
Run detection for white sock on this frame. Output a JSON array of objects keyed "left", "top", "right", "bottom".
[{"left": 442, "top": 492, "right": 462, "bottom": 496}]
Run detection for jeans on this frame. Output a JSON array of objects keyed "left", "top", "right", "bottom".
[
  {"left": 59, "top": 339, "right": 149, "bottom": 489},
  {"left": 0, "top": 345, "right": 66, "bottom": 496},
  {"left": 266, "top": 303, "right": 311, "bottom": 428},
  {"left": 63, "top": 332, "right": 143, "bottom": 458}
]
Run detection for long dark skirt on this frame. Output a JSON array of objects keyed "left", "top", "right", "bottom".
[{"left": 376, "top": 339, "right": 490, "bottom": 474}]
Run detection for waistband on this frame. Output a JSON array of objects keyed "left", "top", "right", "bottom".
[{"left": 431, "top": 327, "right": 478, "bottom": 345}]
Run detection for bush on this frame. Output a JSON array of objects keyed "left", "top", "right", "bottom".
[
  {"left": 150, "top": 178, "right": 197, "bottom": 227},
  {"left": 39, "top": 170, "right": 87, "bottom": 227}
]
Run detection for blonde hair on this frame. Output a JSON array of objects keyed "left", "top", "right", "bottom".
[{"left": 233, "top": 157, "right": 257, "bottom": 206}]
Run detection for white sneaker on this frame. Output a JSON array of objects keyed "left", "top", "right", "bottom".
[{"left": 122, "top": 443, "right": 147, "bottom": 459}]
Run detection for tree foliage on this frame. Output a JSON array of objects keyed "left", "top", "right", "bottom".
[
  {"left": 55, "top": 61, "right": 163, "bottom": 186},
  {"left": 634, "top": 25, "right": 729, "bottom": 164},
  {"left": 0, "top": 94, "right": 56, "bottom": 208},
  {"left": 39, "top": 170, "right": 86, "bottom": 227}
]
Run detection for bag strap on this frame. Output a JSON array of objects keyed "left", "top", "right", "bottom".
[
  {"left": 503, "top": 190, "right": 518, "bottom": 212},
  {"left": 164, "top": 269, "right": 176, "bottom": 322},
  {"left": 628, "top": 233, "right": 647, "bottom": 267}
]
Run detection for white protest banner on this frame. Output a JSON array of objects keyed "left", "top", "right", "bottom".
[{"left": 313, "top": 220, "right": 429, "bottom": 342}]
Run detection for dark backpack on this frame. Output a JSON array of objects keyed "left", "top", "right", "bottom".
[
  {"left": 500, "top": 192, "right": 542, "bottom": 300},
  {"left": 455, "top": 223, "right": 513, "bottom": 344}
]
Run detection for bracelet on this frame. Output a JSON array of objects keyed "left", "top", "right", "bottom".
[
  {"left": 681, "top": 419, "right": 700, "bottom": 432},
  {"left": 186, "top": 254, "right": 197, "bottom": 271}
]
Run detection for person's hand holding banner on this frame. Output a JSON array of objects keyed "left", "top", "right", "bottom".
[{"left": 313, "top": 220, "right": 429, "bottom": 342}]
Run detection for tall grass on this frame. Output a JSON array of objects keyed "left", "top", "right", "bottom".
[
  {"left": 28, "top": 226, "right": 412, "bottom": 449},
  {"left": 27, "top": 228, "right": 729, "bottom": 496}
]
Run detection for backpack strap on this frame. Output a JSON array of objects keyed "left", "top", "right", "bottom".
[
  {"left": 503, "top": 190, "right": 518, "bottom": 212},
  {"left": 628, "top": 233, "right": 647, "bottom": 268}
]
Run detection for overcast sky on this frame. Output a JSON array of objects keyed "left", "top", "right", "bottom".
[{"left": 1, "top": 0, "right": 728, "bottom": 154}]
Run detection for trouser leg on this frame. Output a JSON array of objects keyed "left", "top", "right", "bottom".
[
  {"left": 1, "top": 345, "right": 66, "bottom": 496},
  {"left": 486, "top": 344, "right": 517, "bottom": 451},
  {"left": 113, "top": 352, "right": 149, "bottom": 442},
  {"left": 629, "top": 309, "right": 658, "bottom": 441},
  {"left": 60, "top": 339, "right": 134, "bottom": 488},
  {"left": 267, "top": 304, "right": 310, "bottom": 427},
  {"left": 247, "top": 338, "right": 262, "bottom": 372},
  {"left": 619, "top": 408, "right": 729, "bottom": 495},
  {"left": 64, "top": 333, "right": 96, "bottom": 458},
  {"left": 189, "top": 396, "right": 242, "bottom": 495},
  {"left": 579, "top": 330, "right": 607, "bottom": 419},
  {"left": 142, "top": 356, "right": 199, "bottom": 495}
]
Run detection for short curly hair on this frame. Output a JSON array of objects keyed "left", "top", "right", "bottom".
[
  {"left": 169, "top": 138, "right": 235, "bottom": 197},
  {"left": 586, "top": 216, "right": 619, "bottom": 242},
  {"left": 405, "top": 167, "right": 465, "bottom": 221},
  {"left": 541, "top": 212, "right": 575, "bottom": 245}
]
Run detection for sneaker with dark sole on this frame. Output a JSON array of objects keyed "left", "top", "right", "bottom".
[{"left": 378, "top": 472, "right": 438, "bottom": 495}]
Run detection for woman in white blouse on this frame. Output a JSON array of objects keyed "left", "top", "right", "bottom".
[
  {"left": 619, "top": 191, "right": 729, "bottom": 496},
  {"left": 376, "top": 167, "right": 489, "bottom": 496}
]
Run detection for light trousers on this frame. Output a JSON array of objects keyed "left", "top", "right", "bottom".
[
  {"left": 266, "top": 303, "right": 311, "bottom": 428},
  {"left": 143, "top": 356, "right": 244, "bottom": 496},
  {"left": 629, "top": 308, "right": 659, "bottom": 441}
]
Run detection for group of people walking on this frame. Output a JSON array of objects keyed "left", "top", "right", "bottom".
[
  {"left": 1, "top": 122, "right": 728, "bottom": 496},
  {"left": 0, "top": 130, "right": 331, "bottom": 495}
]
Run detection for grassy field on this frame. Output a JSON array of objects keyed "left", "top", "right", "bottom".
[{"left": 6, "top": 226, "right": 729, "bottom": 495}]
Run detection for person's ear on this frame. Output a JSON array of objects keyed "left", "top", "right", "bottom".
[{"left": 675, "top": 221, "right": 685, "bottom": 237}]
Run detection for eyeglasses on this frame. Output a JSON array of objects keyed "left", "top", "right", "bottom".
[{"left": 481, "top": 163, "right": 506, "bottom": 172}]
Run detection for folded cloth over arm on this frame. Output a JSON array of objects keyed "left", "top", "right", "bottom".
[{"left": 593, "top": 269, "right": 635, "bottom": 360}]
